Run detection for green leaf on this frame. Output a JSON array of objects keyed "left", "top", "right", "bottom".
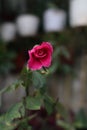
[
  {"left": 6, "top": 80, "right": 23, "bottom": 92},
  {"left": 39, "top": 85, "right": 47, "bottom": 95},
  {"left": 4, "top": 102, "right": 25, "bottom": 123},
  {"left": 49, "top": 61, "right": 60, "bottom": 74},
  {"left": 32, "top": 71, "right": 46, "bottom": 88},
  {"left": 53, "top": 46, "right": 70, "bottom": 59},
  {"left": 26, "top": 96, "right": 42, "bottom": 110},
  {"left": 44, "top": 95, "right": 55, "bottom": 115},
  {"left": 0, "top": 115, "right": 17, "bottom": 130},
  {"left": 0, "top": 80, "right": 23, "bottom": 95},
  {"left": 0, "top": 102, "right": 25, "bottom": 130},
  {"left": 0, "top": 122, "right": 17, "bottom": 130},
  {"left": 56, "top": 102, "right": 69, "bottom": 120},
  {"left": 53, "top": 47, "right": 61, "bottom": 58}
]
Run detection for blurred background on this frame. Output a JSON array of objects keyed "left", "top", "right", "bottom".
[{"left": 0, "top": 0, "right": 87, "bottom": 125}]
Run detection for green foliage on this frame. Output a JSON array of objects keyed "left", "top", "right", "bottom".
[
  {"left": 0, "top": 65, "right": 73, "bottom": 129},
  {"left": 44, "top": 94, "right": 69, "bottom": 118},
  {"left": 0, "top": 80, "right": 23, "bottom": 96},
  {"left": 43, "top": 33, "right": 73, "bottom": 75},
  {"left": 74, "top": 109, "right": 87, "bottom": 128},
  {"left": 44, "top": 94, "right": 55, "bottom": 115},
  {"left": 53, "top": 46, "right": 72, "bottom": 74},
  {"left": 17, "top": 121, "right": 32, "bottom": 130},
  {"left": 0, "top": 41, "right": 73, "bottom": 130},
  {"left": 32, "top": 71, "right": 46, "bottom": 88},
  {"left": 53, "top": 46, "right": 70, "bottom": 59},
  {"left": 0, "top": 123, "right": 17, "bottom": 130},
  {"left": 49, "top": 58, "right": 60, "bottom": 74},
  {"left": 56, "top": 102, "right": 69, "bottom": 121},
  {"left": 0, "top": 102, "right": 25, "bottom": 130},
  {"left": 3, "top": 102, "right": 24, "bottom": 122},
  {"left": 26, "top": 95, "right": 42, "bottom": 110},
  {"left": 48, "top": 42, "right": 72, "bottom": 75}
]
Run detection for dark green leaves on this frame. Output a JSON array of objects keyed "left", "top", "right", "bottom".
[
  {"left": 4, "top": 102, "right": 25, "bottom": 122},
  {"left": 32, "top": 71, "right": 46, "bottom": 88},
  {"left": 44, "top": 95, "right": 55, "bottom": 115},
  {"left": 26, "top": 96, "right": 42, "bottom": 110},
  {"left": 0, "top": 80, "right": 23, "bottom": 96},
  {"left": 44, "top": 95, "right": 69, "bottom": 118},
  {"left": 56, "top": 101, "right": 69, "bottom": 120},
  {"left": 0, "top": 102, "right": 25, "bottom": 130},
  {"left": 53, "top": 46, "right": 70, "bottom": 59}
]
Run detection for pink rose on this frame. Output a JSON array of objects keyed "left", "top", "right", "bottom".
[{"left": 27, "top": 42, "right": 53, "bottom": 70}]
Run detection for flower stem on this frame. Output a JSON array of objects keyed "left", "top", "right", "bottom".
[
  {"left": 25, "top": 86, "right": 29, "bottom": 116},
  {"left": 25, "top": 86, "right": 29, "bottom": 97}
]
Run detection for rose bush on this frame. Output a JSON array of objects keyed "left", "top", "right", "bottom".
[
  {"left": 27, "top": 42, "right": 53, "bottom": 70},
  {"left": 0, "top": 41, "right": 75, "bottom": 130}
]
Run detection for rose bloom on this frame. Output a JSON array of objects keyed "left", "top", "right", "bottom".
[{"left": 27, "top": 42, "right": 53, "bottom": 70}]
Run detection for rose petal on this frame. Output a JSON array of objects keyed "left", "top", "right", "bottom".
[
  {"left": 28, "top": 50, "right": 42, "bottom": 70},
  {"left": 41, "top": 42, "right": 53, "bottom": 54},
  {"left": 40, "top": 53, "right": 52, "bottom": 67}
]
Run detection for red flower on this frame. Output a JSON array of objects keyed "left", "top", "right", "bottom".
[{"left": 27, "top": 42, "right": 53, "bottom": 70}]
